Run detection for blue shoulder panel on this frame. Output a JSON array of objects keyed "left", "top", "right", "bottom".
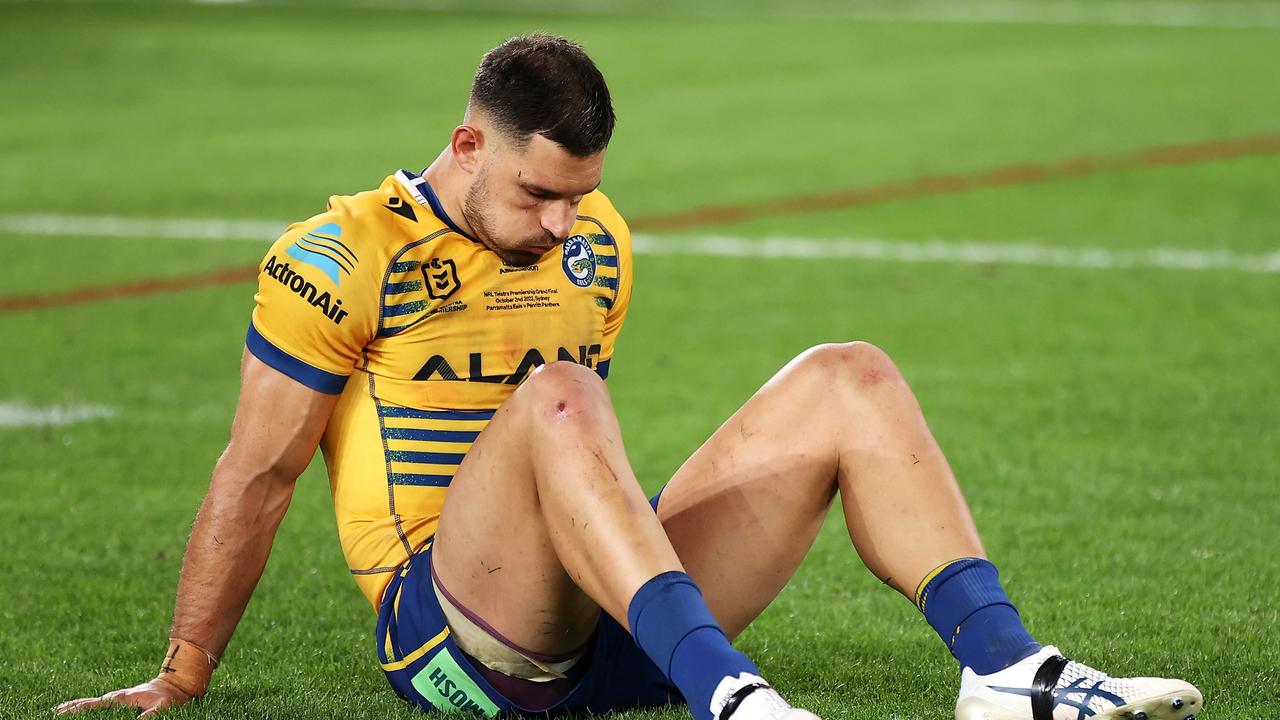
[{"left": 245, "top": 323, "right": 349, "bottom": 395}]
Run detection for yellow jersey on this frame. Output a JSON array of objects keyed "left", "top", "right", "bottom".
[{"left": 247, "top": 170, "right": 632, "bottom": 608}]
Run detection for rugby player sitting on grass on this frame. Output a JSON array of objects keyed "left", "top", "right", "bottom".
[{"left": 57, "top": 34, "right": 1203, "bottom": 720}]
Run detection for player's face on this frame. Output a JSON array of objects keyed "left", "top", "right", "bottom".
[{"left": 462, "top": 134, "right": 604, "bottom": 267}]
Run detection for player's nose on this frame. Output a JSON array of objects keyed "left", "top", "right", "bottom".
[{"left": 541, "top": 202, "right": 576, "bottom": 241}]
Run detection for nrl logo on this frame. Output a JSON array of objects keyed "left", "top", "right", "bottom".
[{"left": 423, "top": 258, "right": 460, "bottom": 301}]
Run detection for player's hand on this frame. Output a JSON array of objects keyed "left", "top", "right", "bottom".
[{"left": 54, "top": 678, "right": 194, "bottom": 718}]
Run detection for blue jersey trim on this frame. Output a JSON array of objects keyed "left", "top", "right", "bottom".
[
  {"left": 379, "top": 406, "right": 496, "bottom": 421},
  {"left": 377, "top": 227, "right": 452, "bottom": 340},
  {"left": 401, "top": 169, "right": 475, "bottom": 241},
  {"left": 384, "top": 300, "right": 427, "bottom": 317},
  {"left": 382, "top": 427, "right": 481, "bottom": 443},
  {"left": 420, "top": 179, "right": 474, "bottom": 240},
  {"left": 385, "top": 280, "right": 424, "bottom": 295},
  {"left": 387, "top": 450, "right": 467, "bottom": 466},
  {"left": 389, "top": 472, "right": 455, "bottom": 487},
  {"left": 577, "top": 215, "right": 621, "bottom": 309},
  {"left": 245, "top": 323, "right": 349, "bottom": 395}
]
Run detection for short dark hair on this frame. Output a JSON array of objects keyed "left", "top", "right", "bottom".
[{"left": 469, "top": 34, "right": 615, "bottom": 156}]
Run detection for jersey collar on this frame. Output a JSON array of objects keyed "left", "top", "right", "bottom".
[{"left": 394, "top": 169, "right": 476, "bottom": 241}]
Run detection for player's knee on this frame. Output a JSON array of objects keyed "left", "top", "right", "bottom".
[
  {"left": 796, "top": 341, "right": 903, "bottom": 390},
  {"left": 520, "top": 361, "right": 609, "bottom": 421}
]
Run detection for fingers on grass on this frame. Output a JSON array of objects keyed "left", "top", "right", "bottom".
[{"left": 54, "top": 695, "right": 115, "bottom": 715}]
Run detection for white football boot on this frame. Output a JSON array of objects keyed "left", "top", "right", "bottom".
[
  {"left": 955, "top": 645, "right": 1202, "bottom": 720},
  {"left": 711, "top": 673, "right": 821, "bottom": 720}
]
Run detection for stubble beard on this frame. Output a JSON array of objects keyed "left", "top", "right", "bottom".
[{"left": 462, "top": 174, "right": 545, "bottom": 268}]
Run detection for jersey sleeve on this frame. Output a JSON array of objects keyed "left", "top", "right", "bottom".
[
  {"left": 598, "top": 211, "right": 633, "bottom": 377},
  {"left": 247, "top": 211, "right": 380, "bottom": 394}
]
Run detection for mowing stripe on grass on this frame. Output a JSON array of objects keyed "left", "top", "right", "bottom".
[
  {"left": 632, "top": 132, "right": 1280, "bottom": 232},
  {"left": 6, "top": 131, "right": 1276, "bottom": 240},
  {"left": 3, "top": 130, "right": 1279, "bottom": 311},
  {"left": 4, "top": 214, "right": 1278, "bottom": 273},
  {"left": 0, "top": 214, "right": 290, "bottom": 243},
  {"left": 1, "top": 233, "right": 1277, "bottom": 311},
  {"left": 0, "top": 402, "right": 117, "bottom": 428},
  {"left": 633, "top": 235, "right": 1280, "bottom": 273},
  {"left": 1, "top": 222, "right": 1276, "bottom": 314},
  {"left": 222, "top": 0, "right": 1280, "bottom": 30},
  {"left": 0, "top": 265, "right": 259, "bottom": 312},
  {"left": 5, "top": 212, "right": 1279, "bottom": 274}
]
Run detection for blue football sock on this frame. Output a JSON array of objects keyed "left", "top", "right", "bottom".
[
  {"left": 627, "top": 571, "right": 759, "bottom": 720},
  {"left": 917, "top": 558, "right": 1042, "bottom": 675}
]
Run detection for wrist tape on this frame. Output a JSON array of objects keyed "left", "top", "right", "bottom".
[{"left": 155, "top": 638, "right": 219, "bottom": 698}]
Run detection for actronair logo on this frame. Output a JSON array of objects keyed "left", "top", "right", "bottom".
[
  {"left": 287, "top": 222, "right": 358, "bottom": 285},
  {"left": 263, "top": 255, "right": 349, "bottom": 325}
]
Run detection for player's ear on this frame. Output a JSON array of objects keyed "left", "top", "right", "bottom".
[{"left": 451, "top": 124, "right": 484, "bottom": 174}]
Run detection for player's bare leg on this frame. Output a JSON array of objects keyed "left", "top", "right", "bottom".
[
  {"left": 656, "top": 341, "right": 1201, "bottom": 720},
  {"left": 432, "top": 361, "right": 815, "bottom": 720},
  {"left": 655, "top": 341, "right": 981, "bottom": 634},
  {"left": 433, "top": 361, "right": 679, "bottom": 652}
]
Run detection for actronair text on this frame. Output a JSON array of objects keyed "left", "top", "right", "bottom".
[{"left": 263, "top": 255, "right": 349, "bottom": 325}]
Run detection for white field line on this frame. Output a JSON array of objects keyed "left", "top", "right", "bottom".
[
  {"left": 0, "top": 402, "right": 117, "bottom": 429},
  {"left": 633, "top": 234, "right": 1280, "bottom": 273},
  {"left": 205, "top": 0, "right": 1280, "bottom": 30},
  {"left": 2, "top": 212, "right": 1278, "bottom": 274},
  {"left": 0, "top": 213, "right": 290, "bottom": 243}
]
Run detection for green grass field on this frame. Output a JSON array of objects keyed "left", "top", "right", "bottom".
[{"left": 1, "top": 1, "right": 1278, "bottom": 718}]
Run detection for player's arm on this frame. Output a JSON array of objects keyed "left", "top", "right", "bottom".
[
  {"left": 58, "top": 208, "right": 374, "bottom": 716},
  {"left": 174, "top": 349, "right": 339, "bottom": 660},
  {"left": 55, "top": 351, "right": 340, "bottom": 717}
]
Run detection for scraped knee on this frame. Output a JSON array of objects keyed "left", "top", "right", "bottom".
[
  {"left": 521, "top": 361, "right": 610, "bottom": 421},
  {"left": 795, "top": 341, "right": 904, "bottom": 390}
]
